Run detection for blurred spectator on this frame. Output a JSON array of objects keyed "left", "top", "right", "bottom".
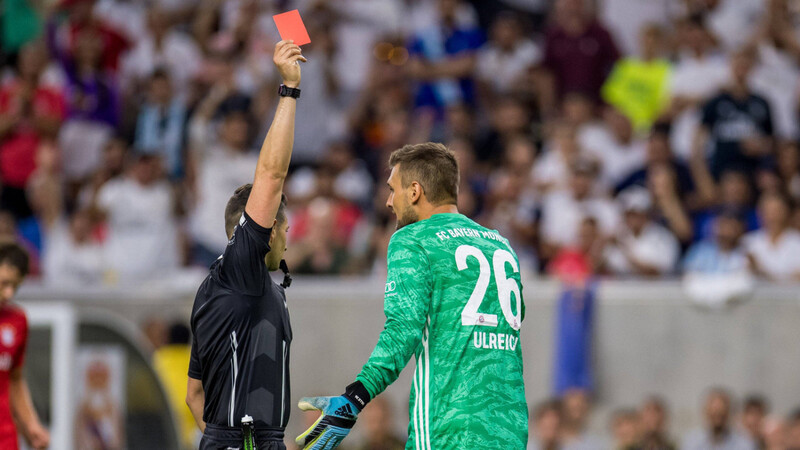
[
  {"left": 580, "top": 107, "right": 645, "bottom": 190},
  {"left": 601, "top": 24, "right": 671, "bottom": 133},
  {"left": 640, "top": 396, "right": 676, "bottom": 450},
  {"left": 683, "top": 208, "right": 748, "bottom": 275},
  {"left": 53, "top": 26, "right": 120, "bottom": 183},
  {"left": 41, "top": 208, "right": 104, "bottom": 285},
  {"left": 602, "top": 187, "right": 680, "bottom": 277},
  {"left": 743, "top": 192, "right": 800, "bottom": 281},
  {"left": 776, "top": 140, "right": 800, "bottom": 202},
  {"left": 540, "top": 159, "right": 619, "bottom": 257},
  {"left": 740, "top": 395, "right": 768, "bottom": 449},
  {"left": 762, "top": 415, "right": 786, "bottom": 450},
  {"left": 548, "top": 217, "right": 604, "bottom": 279},
  {"left": 152, "top": 322, "right": 196, "bottom": 450},
  {"left": 476, "top": 12, "right": 541, "bottom": 95},
  {"left": 542, "top": 0, "right": 620, "bottom": 106},
  {"left": 749, "top": 0, "right": 800, "bottom": 140},
  {"left": 48, "top": 0, "right": 131, "bottom": 73},
  {"left": 187, "top": 86, "right": 257, "bottom": 265},
  {"left": 406, "top": 0, "right": 484, "bottom": 112},
  {"left": 133, "top": 68, "right": 188, "bottom": 179},
  {"left": 290, "top": 19, "right": 348, "bottom": 164},
  {"left": 353, "top": 395, "right": 404, "bottom": 450},
  {"left": 598, "top": 0, "right": 676, "bottom": 56},
  {"left": 121, "top": 7, "right": 201, "bottom": 96},
  {"left": 694, "top": 48, "right": 774, "bottom": 180},
  {"left": 668, "top": 15, "right": 730, "bottom": 160},
  {"left": 616, "top": 124, "right": 695, "bottom": 205},
  {"left": 448, "top": 137, "right": 487, "bottom": 218},
  {"left": 528, "top": 399, "right": 563, "bottom": 450},
  {"left": 648, "top": 161, "right": 694, "bottom": 244},
  {"left": 533, "top": 121, "right": 585, "bottom": 192},
  {"left": 787, "top": 409, "right": 800, "bottom": 449},
  {"left": 692, "top": 169, "right": 759, "bottom": 242},
  {"left": 477, "top": 96, "right": 533, "bottom": 165},
  {"left": 287, "top": 142, "right": 374, "bottom": 211},
  {"left": 94, "top": 152, "right": 180, "bottom": 282},
  {"left": 700, "top": 0, "right": 764, "bottom": 52},
  {"left": 681, "top": 388, "right": 756, "bottom": 450},
  {"left": 285, "top": 194, "right": 359, "bottom": 275},
  {"left": 561, "top": 389, "right": 604, "bottom": 450},
  {"left": 0, "top": 41, "right": 65, "bottom": 220},
  {"left": 481, "top": 136, "right": 538, "bottom": 268},
  {"left": 610, "top": 408, "right": 642, "bottom": 450}
]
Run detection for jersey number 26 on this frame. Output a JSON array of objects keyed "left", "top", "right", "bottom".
[{"left": 455, "top": 244, "right": 522, "bottom": 330}]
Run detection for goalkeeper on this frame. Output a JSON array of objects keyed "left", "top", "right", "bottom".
[{"left": 296, "top": 143, "right": 528, "bottom": 449}]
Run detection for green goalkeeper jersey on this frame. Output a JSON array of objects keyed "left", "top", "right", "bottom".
[{"left": 356, "top": 213, "right": 528, "bottom": 449}]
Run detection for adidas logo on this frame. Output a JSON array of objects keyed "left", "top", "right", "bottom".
[{"left": 334, "top": 403, "right": 356, "bottom": 419}]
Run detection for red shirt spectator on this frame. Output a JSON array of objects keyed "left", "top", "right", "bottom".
[
  {"left": 51, "top": 0, "right": 131, "bottom": 73},
  {"left": 543, "top": 0, "right": 620, "bottom": 104},
  {"left": 0, "top": 82, "right": 66, "bottom": 188}
]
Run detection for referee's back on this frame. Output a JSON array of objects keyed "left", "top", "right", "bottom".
[{"left": 189, "top": 211, "right": 291, "bottom": 429}]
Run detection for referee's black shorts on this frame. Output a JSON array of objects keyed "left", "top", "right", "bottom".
[{"left": 200, "top": 423, "right": 286, "bottom": 450}]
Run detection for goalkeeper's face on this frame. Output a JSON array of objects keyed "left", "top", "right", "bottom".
[{"left": 386, "top": 166, "right": 419, "bottom": 230}]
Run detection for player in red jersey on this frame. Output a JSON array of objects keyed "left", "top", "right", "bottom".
[{"left": 0, "top": 243, "right": 49, "bottom": 449}]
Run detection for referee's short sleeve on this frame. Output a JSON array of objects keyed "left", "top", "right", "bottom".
[
  {"left": 218, "top": 211, "right": 273, "bottom": 295},
  {"left": 188, "top": 335, "right": 201, "bottom": 379}
]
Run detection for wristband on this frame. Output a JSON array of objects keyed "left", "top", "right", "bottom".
[
  {"left": 278, "top": 84, "right": 301, "bottom": 99},
  {"left": 342, "top": 381, "right": 371, "bottom": 411}
]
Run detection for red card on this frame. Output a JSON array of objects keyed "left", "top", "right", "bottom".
[{"left": 273, "top": 10, "right": 311, "bottom": 46}]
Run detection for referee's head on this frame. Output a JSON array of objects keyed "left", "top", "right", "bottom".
[{"left": 224, "top": 184, "right": 289, "bottom": 271}]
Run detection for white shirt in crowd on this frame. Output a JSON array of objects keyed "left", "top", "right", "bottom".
[
  {"left": 578, "top": 124, "right": 646, "bottom": 189},
  {"left": 604, "top": 222, "right": 680, "bottom": 275},
  {"left": 97, "top": 177, "right": 179, "bottom": 281},
  {"left": 598, "top": 0, "right": 677, "bottom": 55},
  {"left": 681, "top": 428, "right": 756, "bottom": 450},
  {"left": 477, "top": 39, "right": 541, "bottom": 90},
  {"left": 43, "top": 221, "right": 105, "bottom": 286},
  {"left": 742, "top": 228, "right": 800, "bottom": 281},
  {"left": 540, "top": 189, "right": 620, "bottom": 247},
  {"left": 669, "top": 53, "right": 731, "bottom": 159},
  {"left": 750, "top": 44, "right": 800, "bottom": 139},
  {"left": 705, "top": 0, "right": 764, "bottom": 52},
  {"left": 121, "top": 31, "right": 202, "bottom": 95}
]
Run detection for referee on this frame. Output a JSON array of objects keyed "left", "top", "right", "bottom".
[{"left": 186, "top": 40, "right": 305, "bottom": 450}]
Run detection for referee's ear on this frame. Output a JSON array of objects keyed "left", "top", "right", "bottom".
[{"left": 268, "top": 219, "right": 277, "bottom": 244}]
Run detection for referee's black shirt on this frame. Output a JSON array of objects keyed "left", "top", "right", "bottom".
[{"left": 189, "top": 211, "right": 292, "bottom": 429}]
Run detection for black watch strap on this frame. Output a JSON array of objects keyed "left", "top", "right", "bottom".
[{"left": 278, "top": 84, "right": 301, "bottom": 99}]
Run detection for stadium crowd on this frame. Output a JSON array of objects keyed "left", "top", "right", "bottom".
[{"left": 2, "top": 0, "right": 800, "bottom": 284}]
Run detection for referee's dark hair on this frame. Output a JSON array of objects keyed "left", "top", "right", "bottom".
[
  {"left": 0, "top": 243, "right": 29, "bottom": 278},
  {"left": 224, "top": 184, "right": 288, "bottom": 238},
  {"left": 389, "top": 142, "right": 459, "bottom": 206}
]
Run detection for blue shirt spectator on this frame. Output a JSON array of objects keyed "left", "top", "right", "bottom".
[
  {"left": 134, "top": 69, "right": 187, "bottom": 179},
  {"left": 684, "top": 209, "right": 748, "bottom": 274},
  {"left": 407, "top": 0, "right": 484, "bottom": 111}
]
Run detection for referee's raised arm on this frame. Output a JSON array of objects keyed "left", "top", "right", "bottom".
[{"left": 245, "top": 40, "right": 306, "bottom": 228}]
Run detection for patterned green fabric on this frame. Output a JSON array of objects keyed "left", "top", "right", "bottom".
[{"left": 356, "top": 213, "right": 528, "bottom": 449}]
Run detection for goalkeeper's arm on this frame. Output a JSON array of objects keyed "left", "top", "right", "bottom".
[{"left": 295, "top": 234, "right": 432, "bottom": 449}]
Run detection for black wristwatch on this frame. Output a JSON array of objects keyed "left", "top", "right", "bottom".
[{"left": 278, "top": 84, "right": 301, "bottom": 99}]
